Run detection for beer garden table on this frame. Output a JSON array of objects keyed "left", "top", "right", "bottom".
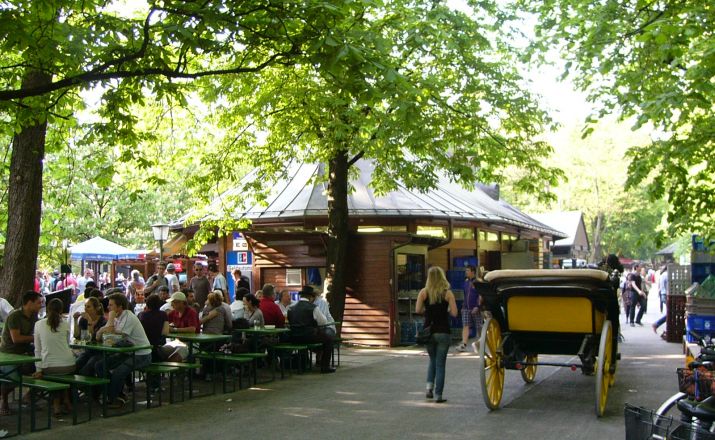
[
  {"left": 0, "top": 352, "right": 40, "bottom": 436},
  {"left": 69, "top": 342, "right": 151, "bottom": 414}
]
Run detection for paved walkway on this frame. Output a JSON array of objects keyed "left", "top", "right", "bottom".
[{"left": 29, "top": 294, "right": 681, "bottom": 439}]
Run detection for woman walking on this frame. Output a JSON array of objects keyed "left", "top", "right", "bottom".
[{"left": 415, "top": 266, "right": 458, "bottom": 403}]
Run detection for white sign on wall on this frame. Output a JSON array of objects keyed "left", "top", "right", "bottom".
[{"left": 233, "top": 232, "right": 248, "bottom": 250}]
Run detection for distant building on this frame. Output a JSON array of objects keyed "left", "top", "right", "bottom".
[{"left": 530, "top": 211, "right": 590, "bottom": 267}]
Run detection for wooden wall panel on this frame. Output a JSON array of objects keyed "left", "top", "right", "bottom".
[
  {"left": 428, "top": 248, "right": 449, "bottom": 271},
  {"left": 341, "top": 234, "right": 398, "bottom": 346}
]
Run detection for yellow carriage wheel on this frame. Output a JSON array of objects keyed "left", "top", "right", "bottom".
[
  {"left": 478, "top": 317, "right": 504, "bottom": 410},
  {"left": 520, "top": 354, "right": 538, "bottom": 384},
  {"left": 595, "top": 320, "right": 613, "bottom": 417}
]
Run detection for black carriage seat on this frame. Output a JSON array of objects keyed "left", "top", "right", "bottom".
[{"left": 702, "top": 348, "right": 715, "bottom": 357}]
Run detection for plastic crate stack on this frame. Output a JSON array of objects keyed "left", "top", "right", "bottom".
[{"left": 686, "top": 237, "right": 715, "bottom": 342}]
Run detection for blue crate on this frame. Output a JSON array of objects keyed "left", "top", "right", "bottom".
[
  {"left": 692, "top": 263, "right": 715, "bottom": 284},
  {"left": 686, "top": 314, "right": 715, "bottom": 333},
  {"left": 692, "top": 235, "right": 715, "bottom": 252},
  {"left": 400, "top": 321, "right": 415, "bottom": 344},
  {"left": 447, "top": 270, "right": 466, "bottom": 290},
  {"left": 686, "top": 330, "right": 715, "bottom": 343},
  {"left": 453, "top": 256, "right": 478, "bottom": 269}
]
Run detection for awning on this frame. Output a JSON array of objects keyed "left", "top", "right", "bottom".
[{"left": 70, "top": 236, "right": 142, "bottom": 261}]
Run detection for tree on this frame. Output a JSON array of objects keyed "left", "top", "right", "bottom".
[
  {"left": 193, "top": 1, "right": 564, "bottom": 324},
  {"left": 502, "top": 118, "right": 669, "bottom": 261},
  {"left": 518, "top": 0, "right": 715, "bottom": 243},
  {"left": 0, "top": 1, "right": 327, "bottom": 304}
]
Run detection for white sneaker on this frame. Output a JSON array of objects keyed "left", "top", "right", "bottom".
[{"left": 456, "top": 343, "right": 467, "bottom": 352}]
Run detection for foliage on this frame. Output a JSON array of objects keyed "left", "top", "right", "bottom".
[
  {"left": 517, "top": 0, "right": 715, "bottom": 243},
  {"left": 195, "top": 0, "right": 565, "bottom": 215},
  {"left": 502, "top": 117, "right": 669, "bottom": 260},
  {"left": 0, "top": 0, "right": 332, "bottom": 288}
]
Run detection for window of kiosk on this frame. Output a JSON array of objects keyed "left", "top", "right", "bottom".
[{"left": 397, "top": 254, "right": 425, "bottom": 292}]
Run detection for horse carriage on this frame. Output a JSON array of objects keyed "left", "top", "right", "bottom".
[{"left": 478, "top": 269, "right": 620, "bottom": 416}]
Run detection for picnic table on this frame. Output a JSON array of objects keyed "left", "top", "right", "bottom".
[
  {"left": 167, "top": 333, "right": 232, "bottom": 395},
  {"left": 70, "top": 341, "right": 151, "bottom": 414},
  {"left": 0, "top": 352, "right": 40, "bottom": 435}
]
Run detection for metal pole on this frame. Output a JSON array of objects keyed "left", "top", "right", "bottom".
[{"left": 159, "top": 239, "right": 164, "bottom": 263}]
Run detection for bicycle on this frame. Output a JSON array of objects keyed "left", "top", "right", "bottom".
[
  {"left": 625, "top": 330, "right": 715, "bottom": 439},
  {"left": 650, "top": 331, "right": 715, "bottom": 438}
]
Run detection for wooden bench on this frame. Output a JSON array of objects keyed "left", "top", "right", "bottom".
[
  {"left": 140, "top": 364, "right": 181, "bottom": 408},
  {"left": 43, "top": 374, "right": 110, "bottom": 424},
  {"left": 231, "top": 352, "right": 272, "bottom": 383},
  {"left": 195, "top": 353, "right": 252, "bottom": 393},
  {"left": 332, "top": 337, "right": 347, "bottom": 367},
  {"left": 22, "top": 377, "right": 70, "bottom": 432},
  {"left": 150, "top": 361, "right": 201, "bottom": 400},
  {"left": 271, "top": 344, "right": 310, "bottom": 378}
]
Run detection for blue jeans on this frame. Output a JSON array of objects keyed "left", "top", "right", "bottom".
[
  {"left": 426, "top": 333, "right": 451, "bottom": 398},
  {"left": 654, "top": 314, "right": 666, "bottom": 330},
  {"left": 96, "top": 353, "right": 151, "bottom": 402}
]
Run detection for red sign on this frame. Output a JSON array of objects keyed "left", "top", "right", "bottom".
[{"left": 173, "top": 261, "right": 184, "bottom": 272}]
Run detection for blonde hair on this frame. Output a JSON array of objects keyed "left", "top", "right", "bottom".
[
  {"left": 425, "top": 266, "right": 450, "bottom": 304},
  {"left": 208, "top": 291, "right": 223, "bottom": 307}
]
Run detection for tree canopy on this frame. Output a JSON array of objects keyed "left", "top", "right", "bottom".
[
  {"left": 518, "top": 0, "right": 715, "bottom": 242},
  {"left": 1, "top": 0, "right": 563, "bottom": 309}
]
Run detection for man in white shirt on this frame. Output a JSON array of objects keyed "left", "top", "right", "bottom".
[
  {"left": 275, "top": 290, "right": 295, "bottom": 317},
  {"left": 96, "top": 293, "right": 152, "bottom": 408},
  {"left": 209, "top": 264, "right": 228, "bottom": 303},
  {"left": 0, "top": 297, "right": 14, "bottom": 323},
  {"left": 76, "top": 269, "right": 94, "bottom": 297},
  {"left": 287, "top": 286, "right": 335, "bottom": 373},
  {"left": 164, "top": 263, "right": 181, "bottom": 294},
  {"left": 230, "top": 287, "right": 249, "bottom": 321}
]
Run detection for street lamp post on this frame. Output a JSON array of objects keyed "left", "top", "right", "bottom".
[{"left": 151, "top": 223, "right": 170, "bottom": 263}]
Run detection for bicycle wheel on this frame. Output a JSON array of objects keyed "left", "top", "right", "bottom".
[{"left": 654, "top": 392, "right": 687, "bottom": 435}]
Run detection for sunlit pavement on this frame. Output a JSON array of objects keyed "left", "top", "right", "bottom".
[{"left": 29, "top": 293, "right": 678, "bottom": 439}]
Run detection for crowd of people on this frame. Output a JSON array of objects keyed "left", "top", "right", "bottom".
[{"left": 0, "top": 261, "right": 338, "bottom": 417}]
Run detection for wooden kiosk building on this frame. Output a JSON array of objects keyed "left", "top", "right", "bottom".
[{"left": 173, "top": 161, "right": 565, "bottom": 346}]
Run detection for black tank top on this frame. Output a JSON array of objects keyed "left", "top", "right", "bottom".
[{"left": 424, "top": 293, "right": 450, "bottom": 334}]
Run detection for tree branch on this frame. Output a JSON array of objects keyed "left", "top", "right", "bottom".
[
  {"left": 347, "top": 150, "right": 364, "bottom": 167},
  {"left": 0, "top": 49, "right": 297, "bottom": 101}
]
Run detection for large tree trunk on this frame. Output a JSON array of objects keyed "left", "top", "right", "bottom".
[
  {"left": 325, "top": 150, "right": 349, "bottom": 332},
  {"left": 0, "top": 71, "right": 50, "bottom": 306}
]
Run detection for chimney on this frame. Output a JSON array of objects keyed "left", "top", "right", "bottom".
[{"left": 477, "top": 183, "right": 500, "bottom": 201}]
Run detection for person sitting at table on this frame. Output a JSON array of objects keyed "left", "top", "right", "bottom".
[
  {"left": 130, "top": 289, "right": 147, "bottom": 315},
  {"left": 167, "top": 291, "right": 201, "bottom": 334},
  {"left": 68, "top": 287, "right": 103, "bottom": 339},
  {"left": 259, "top": 284, "right": 285, "bottom": 328},
  {"left": 0, "top": 291, "right": 42, "bottom": 415},
  {"left": 33, "top": 298, "right": 76, "bottom": 417},
  {"left": 231, "top": 287, "right": 249, "bottom": 322},
  {"left": 287, "top": 286, "right": 335, "bottom": 374},
  {"left": 74, "top": 297, "right": 108, "bottom": 376},
  {"left": 201, "top": 291, "right": 232, "bottom": 335},
  {"left": 312, "top": 288, "right": 336, "bottom": 338},
  {"left": 95, "top": 293, "right": 152, "bottom": 409},
  {"left": 276, "top": 290, "right": 294, "bottom": 318},
  {"left": 243, "top": 294, "right": 264, "bottom": 327},
  {"left": 139, "top": 294, "right": 180, "bottom": 362},
  {"left": 158, "top": 286, "right": 173, "bottom": 312},
  {"left": 186, "top": 289, "right": 201, "bottom": 314}
]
